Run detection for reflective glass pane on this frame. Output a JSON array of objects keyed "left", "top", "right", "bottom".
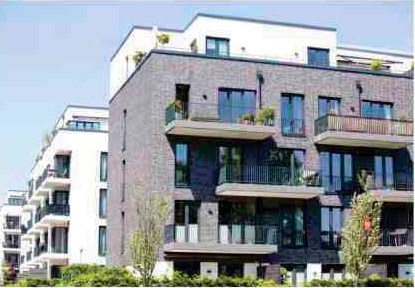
[
  {"left": 332, "top": 154, "right": 341, "bottom": 191},
  {"left": 321, "top": 207, "right": 330, "bottom": 232},
  {"left": 385, "top": 157, "right": 394, "bottom": 187},
  {"left": 374, "top": 156, "right": 383, "bottom": 188},
  {"left": 319, "top": 98, "right": 327, "bottom": 117}
]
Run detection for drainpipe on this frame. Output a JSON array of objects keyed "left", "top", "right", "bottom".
[
  {"left": 356, "top": 80, "right": 363, "bottom": 116},
  {"left": 256, "top": 70, "right": 264, "bottom": 109}
]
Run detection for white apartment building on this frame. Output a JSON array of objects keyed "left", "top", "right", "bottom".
[
  {"left": 0, "top": 190, "right": 26, "bottom": 278},
  {"left": 19, "top": 105, "right": 109, "bottom": 279},
  {"left": 110, "top": 13, "right": 413, "bottom": 99}
]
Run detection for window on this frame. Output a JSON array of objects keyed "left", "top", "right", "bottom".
[
  {"left": 121, "top": 212, "right": 125, "bottom": 254},
  {"left": 100, "top": 152, "right": 108, "bottom": 182},
  {"left": 321, "top": 207, "right": 342, "bottom": 248},
  {"left": 122, "top": 109, "right": 127, "bottom": 151},
  {"left": 52, "top": 227, "right": 68, "bottom": 253},
  {"left": 219, "top": 263, "right": 243, "bottom": 278},
  {"left": 121, "top": 160, "right": 126, "bottom": 201},
  {"left": 206, "top": 37, "right": 229, "bottom": 56},
  {"left": 268, "top": 149, "right": 305, "bottom": 185},
  {"left": 53, "top": 191, "right": 69, "bottom": 205},
  {"left": 280, "top": 205, "right": 305, "bottom": 247},
  {"left": 308, "top": 47, "right": 329, "bottom": 66},
  {"left": 54, "top": 155, "right": 70, "bottom": 178},
  {"left": 68, "top": 121, "right": 102, "bottom": 131},
  {"left": 7, "top": 198, "right": 23, "bottom": 206},
  {"left": 98, "top": 226, "right": 107, "bottom": 256},
  {"left": 322, "top": 265, "right": 345, "bottom": 280},
  {"left": 174, "top": 201, "right": 200, "bottom": 243},
  {"left": 281, "top": 264, "right": 306, "bottom": 286},
  {"left": 318, "top": 97, "right": 341, "bottom": 117},
  {"left": 5, "top": 216, "right": 20, "bottom": 229},
  {"left": 174, "top": 262, "right": 200, "bottom": 277},
  {"left": 320, "top": 152, "right": 353, "bottom": 192},
  {"left": 175, "top": 143, "right": 190, "bottom": 187},
  {"left": 218, "top": 146, "right": 244, "bottom": 183},
  {"left": 99, "top": 189, "right": 107, "bottom": 218},
  {"left": 281, "top": 94, "right": 305, "bottom": 135},
  {"left": 374, "top": 156, "right": 394, "bottom": 189},
  {"left": 361, "top": 101, "right": 392, "bottom": 119},
  {"left": 218, "top": 88, "right": 256, "bottom": 123}
]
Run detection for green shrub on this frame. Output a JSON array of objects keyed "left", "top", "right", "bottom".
[{"left": 371, "top": 59, "right": 383, "bottom": 70}]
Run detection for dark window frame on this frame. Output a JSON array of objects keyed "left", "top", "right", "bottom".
[
  {"left": 99, "top": 152, "right": 108, "bottom": 182},
  {"left": 321, "top": 206, "right": 343, "bottom": 249},
  {"left": 280, "top": 204, "right": 307, "bottom": 248},
  {"left": 174, "top": 142, "right": 191, "bottom": 188},
  {"left": 308, "top": 47, "right": 330, "bottom": 66},
  {"left": 281, "top": 93, "right": 305, "bottom": 136},
  {"left": 318, "top": 96, "right": 342, "bottom": 117},
  {"left": 99, "top": 189, "right": 107, "bottom": 218},
  {"left": 98, "top": 226, "right": 107, "bottom": 256},
  {"left": 206, "top": 36, "right": 230, "bottom": 56}
]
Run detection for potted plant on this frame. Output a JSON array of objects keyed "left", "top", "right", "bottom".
[
  {"left": 156, "top": 33, "right": 170, "bottom": 48},
  {"left": 239, "top": 113, "right": 255, "bottom": 125},
  {"left": 256, "top": 107, "right": 275, "bottom": 126},
  {"left": 132, "top": 50, "right": 146, "bottom": 66},
  {"left": 371, "top": 59, "right": 383, "bottom": 71},
  {"left": 168, "top": 100, "right": 184, "bottom": 119}
]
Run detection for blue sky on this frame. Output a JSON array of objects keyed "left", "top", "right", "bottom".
[{"left": 0, "top": 1, "right": 413, "bottom": 202}]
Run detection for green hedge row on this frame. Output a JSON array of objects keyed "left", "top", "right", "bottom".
[
  {"left": 306, "top": 278, "right": 414, "bottom": 287},
  {"left": 10, "top": 264, "right": 414, "bottom": 287}
]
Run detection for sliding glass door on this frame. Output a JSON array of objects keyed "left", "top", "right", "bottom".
[
  {"left": 219, "top": 89, "right": 256, "bottom": 123},
  {"left": 282, "top": 94, "right": 304, "bottom": 135}
]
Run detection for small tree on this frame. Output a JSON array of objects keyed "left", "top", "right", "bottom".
[
  {"left": 43, "top": 133, "right": 52, "bottom": 147},
  {"left": 130, "top": 183, "right": 169, "bottom": 286},
  {"left": 342, "top": 173, "right": 382, "bottom": 286},
  {"left": 370, "top": 59, "right": 383, "bottom": 71}
]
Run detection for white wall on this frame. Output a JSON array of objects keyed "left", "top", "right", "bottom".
[{"left": 201, "top": 262, "right": 218, "bottom": 279}]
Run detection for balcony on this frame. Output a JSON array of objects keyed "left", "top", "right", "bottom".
[
  {"left": 2, "top": 242, "right": 20, "bottom": 249},
  {"left": 165, "top": 102, "right": 275, "bottom": 140},
  {"left": 314, "top": 115, "right": 413, "bottom": 149},
  {"left": 374, "top": 229, "right": 413, "bottom": 256},
  {"left": 35, "top": 204, "right": 70, "bottom": 227},
  {"left": 216, "top": 165, "right": 324, "bottom": 199},
  {"left": 31, "top": 164, "right": 70, "bottom": 203},
  {"left": 369, "top": 172, "right": 413, "bottom": 203}
]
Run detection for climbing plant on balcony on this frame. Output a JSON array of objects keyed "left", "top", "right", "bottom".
[{"left": 341, "top": 174, "right": 382, "bottom": 286}]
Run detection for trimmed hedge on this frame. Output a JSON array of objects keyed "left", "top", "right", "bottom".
[{"left": 306, "top": 278, "right": 414, "bottom": 287}]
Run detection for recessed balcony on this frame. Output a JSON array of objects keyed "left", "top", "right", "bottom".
[
  {"left": 314, "top": 115, "right": 413, "bottom": 149},
  {"left": 373, "top": 229, "right": 413, "bottom": 256},
  {"left": 34, "top": 204, "right": 70, "bottom": 229},
  {"left": 216, "top": 165, "right": 324, "bottom": 199},
  {"left": 30, "top": 168, "right": 70, "bottom": 204},
  {"left": 165, "top": 102, "right": 275, "bottom": 140}
]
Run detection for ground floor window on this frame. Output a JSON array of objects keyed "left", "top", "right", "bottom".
[
  {"left": 219, "top": 263, "right": 243, "bottom": 278},
  {"left": 281, "top": 264, "right": 306, "bottom": 286},
  {"left": 322, "top": 264, "right": 344, "bottom": 280},
  {"left": 174, "top": 262, "right": 200, "bottom": 277}
]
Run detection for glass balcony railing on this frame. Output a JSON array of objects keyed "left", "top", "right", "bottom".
[
  {"left": 315, "top": 114, "right": 413, "bottom": 137},
  {"left": 34, "top": 164, "right": 70, "bottom": 191},
  {"left": 39, "top": 204, "right": 70, "bottom": 220},
  {"left": 166, "top": 102, "right": 275, "bottom": 127},
  {"left": 218, "top": 165, "right": 321, "bottom": 187},
  {"left": 379, "top": 229, "right": 413, "bottom": 247}
]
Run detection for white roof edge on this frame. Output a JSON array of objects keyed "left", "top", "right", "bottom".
[{"left": 338, "top": 44, "right": 413, "bottom": 58}]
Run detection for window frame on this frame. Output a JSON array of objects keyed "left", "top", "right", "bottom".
[
  {"left": 99, "top": 152, "right": 108, "bottom": 182},
  {"left": 307, "top": 47, "right": 330, "bottom": 66},
  {"left": 361, "top": 100, "right": 393, "bottom": 119},
  {"left": 318, "top": 96, "right": 341, "bottom": 117},
  {"left": 321, "top": 206, "right": 343, "bottom": 249},
  {"left": 206, "top": 37, "right": 230, "bottom": 56},
  {"left": 99, "top": 189, "right": 107, "bottom": 218},
  {"left": 98, "top": 226, "right": 107, "bottom": 256},
  {"left": 174, "top": 142, "right": 191, "bottom": 188}
]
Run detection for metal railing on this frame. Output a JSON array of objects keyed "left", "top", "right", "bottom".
[
  {"left": 379, "top": 229, "right": 414, "bottom": 246},
  {"left": 321, "top": 231, "right": 342, "bottom": 248},
  {"left": 281, "top": 118, "right": 306, "bottom": 136},
  {"left": 3, "top": 242, "right": 20, "bottom": 248},
  {"left": 315, "top": 114, "right": 413, "bottom": 136},
  {"left": 166, "top": 102, "right": 275, "bottom": 127},
  {"left": 218, "top": 165, "right": 321, "bottom": 187}
]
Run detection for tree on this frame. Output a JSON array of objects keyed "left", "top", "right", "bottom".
[
  {"left": 342, "top": 172, "right": 382, "bottom": 286},
  {"left": 370, "top": 59, "right": 383, "bottom": 71},
  {"left": 130, "top": 183, "right": 169, "bottom": 286}
]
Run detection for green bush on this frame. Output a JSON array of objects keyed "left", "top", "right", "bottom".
[{"left": 12, "top": 278, "right": 59, "bottom": 287}]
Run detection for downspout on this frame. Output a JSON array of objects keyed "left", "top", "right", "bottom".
[
  {"left": 356, "top": 80, "right": 363, "bottom": 116},
  {"left": 257, "top": 70, "right": 264, "bottom": 110}
]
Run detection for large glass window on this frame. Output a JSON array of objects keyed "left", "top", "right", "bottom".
[
  {"left": 218, "top": 88, "right": 256, "bottom": 123},
  {"left": 320, "top": 152, "right": 353, "bottom": 192},
  {"left": 319, "top": 97, "right": 341, "bottom": 117},
  {"left": 280, "top": 205, "right": 305, "bottom": 247},
  {"left": 373, "top": 156, "right": 394, "bottom": 189},
  {"left": 321, "top": 207, "right": 342, "bottom": 248},
  {"left": 218, "top": 146, "right": 244, "bottom": 183},
  {"left": 175, "top": 201, "right": 200, "bottom": 243},
  {"left": 52, "top": 227, "right": 68, "bottom": 253},
  {"left": 219, "top": 263, "right": 244, "bottom": 278},
  {"left": 269, "top": 149, "right": 305, "bottom": 185},
  {"left": 361, "top": 101, "right": 392, "bottom": 119},
  {"left": 100, "top": 152, "right": 108, "bottom": 182},
  {"left": 308, "top": 47, "right": 329, "bottom": 66},
  {"left": 281, "top": 94, "right": 304, "bottom": 135},
  {"left": 98, "top": 226, "right": 107, "bottom": 256},
  {"left": 54, "top": 191, "right": 69, "bottom": 205},
  {"left": 206, "top": 37, "right": 229, "bottom": 56},
  {"left": 174, "top": 262, "right": 200, "bottom": 277},
  {"left": 7, "top": 197, "right": 23, "bottom": 206},
  {"left": 175, "top": 143, "right": 190, "bottom": 187},
  {"left": 54, "top": 155, "right": 70, "bottom": 178},
  {"left": 99, "top": 189, "right": 107, "bottom": 218}
]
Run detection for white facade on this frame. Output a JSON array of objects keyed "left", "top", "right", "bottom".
[
  {"left": 19, "top": 106, "right": 109, "bottom": 279},
  {"left": 0, "top": 190, "right": 26, "bottom": 281},
  {"left": 109, "top": 13, "right": 413, "bottom": 100}
]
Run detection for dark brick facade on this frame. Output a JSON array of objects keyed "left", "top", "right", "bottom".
[{"left": 108, "top": 51, "right": 413, "bottom": 276}]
